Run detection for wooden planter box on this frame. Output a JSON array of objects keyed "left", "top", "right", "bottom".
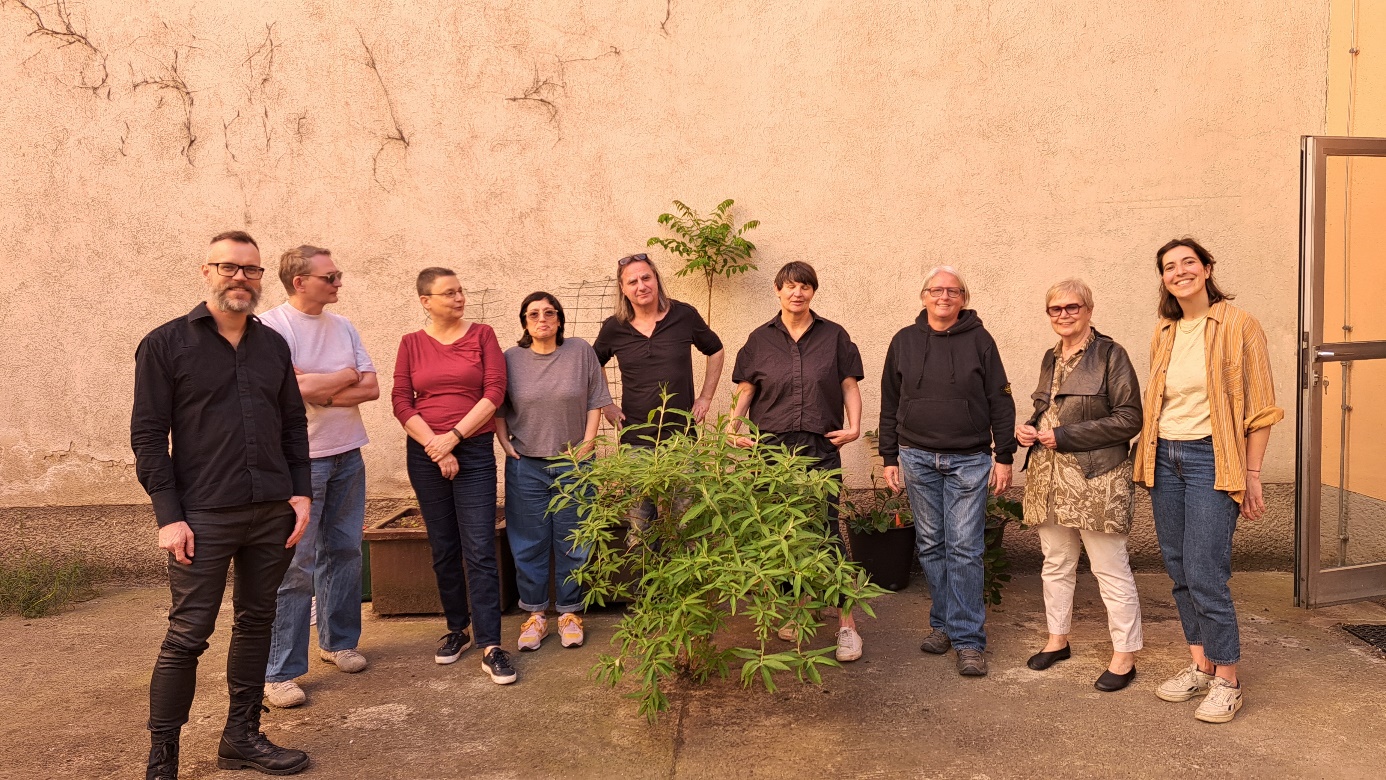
[{"left": 363, "top": 507, "right": 518, "bottom": 616}]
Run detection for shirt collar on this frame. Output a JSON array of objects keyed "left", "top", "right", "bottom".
[
  {"left": 186, "top": 301, "right": 261, "bottom": 327},
  {"left": 1158, "top": 300, "right": 1228, "bottom": 333},
  {"left": 766, "top": 309, "right": 822, "bottom": 335},
  {"left": 1052, "top": 329, "right": 1096, "bottom": 361}
]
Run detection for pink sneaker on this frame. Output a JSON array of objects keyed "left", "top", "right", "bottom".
[
  {"left": 558, "top": 613, "right": 585, "bottom": 648},
  {"left": 518, "top": 613, "right": 549, "bottom": 651}
]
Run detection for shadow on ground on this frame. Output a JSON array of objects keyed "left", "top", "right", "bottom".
[{"left": 3, "top": 572, "right": 1384, "bottom": 779}]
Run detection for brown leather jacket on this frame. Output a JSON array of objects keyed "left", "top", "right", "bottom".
[{"left": 1022, "top": 328, "right": 1142, "bottom": 479}]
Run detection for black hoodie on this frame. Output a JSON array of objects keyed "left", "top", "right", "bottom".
[{"left": 878, "top": 309, "right": 1017, "bottom": 467}]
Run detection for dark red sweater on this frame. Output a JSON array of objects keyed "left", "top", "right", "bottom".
[{"left": 392, "top": 324, "right": 507, "bottom": 436}]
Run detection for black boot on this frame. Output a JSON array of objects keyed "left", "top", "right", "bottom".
[
  {"left": 145, "top": 729, "right": 180, "bottom": 780},
  {"left": 217, "top": 701, "right": 310, "bottom": 775}
]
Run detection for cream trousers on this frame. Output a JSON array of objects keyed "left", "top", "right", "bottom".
[{"left": 1037, "top": 522, "right": 1144, "bottom": 652}]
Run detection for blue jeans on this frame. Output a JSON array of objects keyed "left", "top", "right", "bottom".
[
  {"left": 406, "top": 434, "right": 502, "bottom": 648},
  {"left": 899, "top": 448, "right": 992, "bottom": 651},
  {"left": 266, "top": 449, "right": 367, "bottom": 683},
  {"left": 504, "top": 455, "right": 590, "bottom": 613},
  {"left": 1150, "top": 437, "right": 1241, "bottom": 665}
]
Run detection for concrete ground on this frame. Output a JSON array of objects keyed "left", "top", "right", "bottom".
[{"left": 3, "top": 572, "right": 1385, "bottom": 780}]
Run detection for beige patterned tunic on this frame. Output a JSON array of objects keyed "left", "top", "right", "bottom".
[{"left": 1022, "top": 336, "right": 1135, "bottom": 534}]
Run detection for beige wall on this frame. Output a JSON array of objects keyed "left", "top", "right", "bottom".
[{"left": 0, "top": 1, "right": 1328, "bottom": 508}]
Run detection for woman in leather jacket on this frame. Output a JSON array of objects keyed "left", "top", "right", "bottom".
[{"left": 1016, "top": 278, "right": 1144, "bottom": 692}]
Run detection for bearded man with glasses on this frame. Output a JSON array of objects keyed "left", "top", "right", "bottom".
[{"left": 132, "top": 231, "right": 312, "bottom": 778}]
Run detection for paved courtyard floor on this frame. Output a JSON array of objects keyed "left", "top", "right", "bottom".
[{"left": 4, "top": 572, "right": 1385, "bottom": 779}]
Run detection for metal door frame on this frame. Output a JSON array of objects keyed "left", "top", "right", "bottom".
[{"left": 1296, "top": 135, "right": 1386, "bottom": 607}]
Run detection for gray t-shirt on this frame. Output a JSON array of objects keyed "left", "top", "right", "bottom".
[
  {"left": 500, "top": 338, "right": 612, "bottom": 458},
  {"left": 259, "top": 302, "right": 375, "bottom": 459}
]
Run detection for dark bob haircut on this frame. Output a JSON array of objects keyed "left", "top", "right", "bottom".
[
  {"left": 1155, "top": 238, "right": 1233, "bottom": 321},
  {"left": 517, "top": 291, "right": 566, "bottom": 348},
  {"left": 774, "top": 260, "right": 818, "bottom": 290}
]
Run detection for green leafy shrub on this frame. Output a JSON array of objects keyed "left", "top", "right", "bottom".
[
  {"left": 983, "top": 495, "right": 1023, "bottom": 606},
  {"left": 842, "top": 478, "right": 914, "bottom": 534},
  {"left": 553, "top": 405, "right": 886, "bottom": 721},
  {"left": 646, "top": 198, "right": 759, "bottom": 325},
  {"left": 0, "top": 552, "right": 100, "bottom": 618}
]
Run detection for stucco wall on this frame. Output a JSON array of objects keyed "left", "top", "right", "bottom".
[{"left": 1, "top": 2, "right": 1327, "bottom": 521}]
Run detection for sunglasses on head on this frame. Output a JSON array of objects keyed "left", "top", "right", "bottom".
[{"left": 617, "top": 253, "right": 649, "bottom": 266}]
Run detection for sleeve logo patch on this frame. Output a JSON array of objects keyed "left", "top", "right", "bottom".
[{"left": 1002, "top": 383, "right": 1012, "bottom": 395}]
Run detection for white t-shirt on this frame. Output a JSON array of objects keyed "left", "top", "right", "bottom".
[{"left": 259, "top": 302, "right": 375, "bottom": 458}]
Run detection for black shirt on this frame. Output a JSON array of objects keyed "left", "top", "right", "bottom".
[
  {"left": 732, "top": 311, "right": 864, "bottom": 436},
  {"left": 593, "top": 300, "right": 723, "bottom": 445},
  {"left": 131, "top": 303, "right": 311, "bottom": 527}
]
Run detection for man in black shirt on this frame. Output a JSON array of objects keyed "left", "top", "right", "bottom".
[{"left": 131, "top": 231, "right": 312, "bottom": 779}]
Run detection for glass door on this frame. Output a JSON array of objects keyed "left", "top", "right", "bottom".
[{"left": 1297, "top": 136, "right": 1386, "bottom": 607}]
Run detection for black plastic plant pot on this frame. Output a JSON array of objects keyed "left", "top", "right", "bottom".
[{"left": 846, "top": 524, "right": 915, "bottom": 591}]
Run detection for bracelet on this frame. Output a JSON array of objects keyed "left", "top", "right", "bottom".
[
  {"left": 1247, "top": 468, "right": 1261, "bottom": 473},
  {"left": 451, "top": 428, "right": 464, "bottom": 442}
]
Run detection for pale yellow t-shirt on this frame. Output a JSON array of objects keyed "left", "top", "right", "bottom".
[{"left": 1159, "top": 317, "right": 1213, "bottom": 440}]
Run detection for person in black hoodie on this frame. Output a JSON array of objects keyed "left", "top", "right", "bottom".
[{"left": 880, "top": 265, "right": 1017, "bottom": 677}]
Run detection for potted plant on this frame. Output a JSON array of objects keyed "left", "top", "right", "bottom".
[
  {"left": 362, "top": 506, "right": 519, "bottom": 616},
  {"left": 841, "top": 479, "right": 915, "bottom": 591},
  {"left": 983, "top": 494, "right": 1023, "bottom": 606},
  {"left": 553, "top": 402, "right": 887, "bottom": 721}
]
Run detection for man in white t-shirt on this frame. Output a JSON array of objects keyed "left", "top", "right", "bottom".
[{"left": 259, "top": 245, "right": 379, "bottom": 709}]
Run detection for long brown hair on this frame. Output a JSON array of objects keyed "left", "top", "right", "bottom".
[
  {"left": 613, "top": 254, "right": 671, "bottom": 324},
  {"left": 1155, "top": 238, "right": 1233, "bottom": 320}
]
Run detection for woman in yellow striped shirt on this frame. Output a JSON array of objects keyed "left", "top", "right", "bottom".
[{"left": 1134, "top": 238, "right": 1282, "bottom": 724}]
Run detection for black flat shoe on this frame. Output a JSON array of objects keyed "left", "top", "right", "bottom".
[
  {"left": 1026, "top": 645, "right": 1071, "bottom": 671},
  {"left": 1094, "top": 666, "right": 1137, "bottom": 692}
]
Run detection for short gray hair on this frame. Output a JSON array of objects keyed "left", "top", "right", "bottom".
[
  {"left": 921, "top": 265, "right": 970, "bottom": 307},
  {"left": 1045, "top": 278, "right": 1094, "bottom": 310}
]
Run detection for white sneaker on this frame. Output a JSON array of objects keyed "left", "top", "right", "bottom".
[
  {"left": 1155, "top": 663, "right": 1215, "bottom": 702},
  {"left": 320, "top": 648, "right": 368, "bottom": 673},
  {"left": 265, "top": 680, "right": 306, "bottom": 708},
  {"left": 835, "top": 627, "right": 863, "bottom": 662},
  {"left": 1194, "top": 677, "right": 1244, "bottom": 723}
]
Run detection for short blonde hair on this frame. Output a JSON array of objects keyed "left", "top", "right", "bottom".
[
  {"left": 921, "top": 265, "right": 970, "bottom": 307},
  {"left": 279, "top": 245, "right": 331, "bottom": 295},
  {"left": 1045, "top": 278, "right": 1094, "bottom": 310}
]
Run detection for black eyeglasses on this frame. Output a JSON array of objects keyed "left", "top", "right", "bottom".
[
  {"left": 1046, "top": 303, "right": 1085, "bottom": 317},
  {"left": 426, "top": 289, "right": 465, "bottom": 299},
  {"left": 298, "top": 271, "right": 344, "bottom": 285},
  {"left": 617, "top": 253, "right": 649, "bottom": 266},
  {"left": 207, "top": 262, "right": 266, "bottom": 280},
  {"left": 525, "top": 309, "right": 559, "bottom": 322}
]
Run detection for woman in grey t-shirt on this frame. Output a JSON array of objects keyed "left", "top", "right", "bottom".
[{"left": 494, "top": 292, "right": 612, "bottom": 653}]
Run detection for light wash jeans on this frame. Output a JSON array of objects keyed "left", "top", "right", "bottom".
[
  {"left": 899, "top": 447, "right": 993, "bottom": 651},
  {"left": 1150, "top": 437, "right": 1241, "bottom": 665},
  {"left": 504, "top": 455, "right": 590, "bottom": 613},
  {"left": 265, "top": 448, "right": 366, "bottom": 683}
]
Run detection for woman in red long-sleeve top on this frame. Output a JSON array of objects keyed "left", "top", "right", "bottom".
[{"left": 391, "top": 266, "right": 515, "bottom": 684}]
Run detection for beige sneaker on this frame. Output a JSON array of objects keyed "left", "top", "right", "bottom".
[
  {"left": 558, "top": 613, "right": 585, "bottom": 648},
  {"left": 835, "top": 627, "right": 863, "bottom": 662},
  {"left": 265, "top": 680, "right": 306, "bottom": 708},
  {"left": 518, "top": 613, "right": 549, "bottom": 651},
  {"left": 319, "top": 648, "right": 368, "bottom": 673},
  {"left": 777, "top": 621, "right": 799, "bottom": 642},
  {"left": 1194, "top": 677, "right": 1244, "bottom": 723},
  {"left": 1156, "top": 663, "right": 1216, "bottom": 702}
]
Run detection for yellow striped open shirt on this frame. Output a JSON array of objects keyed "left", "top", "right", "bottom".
[{"left": 1133, "top": 301, "right": 1284, "bottom": 503}]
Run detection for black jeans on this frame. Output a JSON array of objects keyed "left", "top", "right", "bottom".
[
  {"left": 148, "top": 501, "right": 295, "bottom": 732},
  {"left": 406, "top": 434, "right": 502, "bottom": 648}
]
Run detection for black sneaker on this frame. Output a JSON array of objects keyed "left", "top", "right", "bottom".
[
  {"left": 435, "top": 631, "right": 473, "bottom": 665},
  {"left": 482, "top": 648, "right": 518, "bottom": 684}
]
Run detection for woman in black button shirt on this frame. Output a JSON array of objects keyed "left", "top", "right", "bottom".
[
  {"left": 593, "top": 254, "right": 725, "bottom": 444},
  {"left": 730, "top": 261, "right": 865, "bottom": 662}
]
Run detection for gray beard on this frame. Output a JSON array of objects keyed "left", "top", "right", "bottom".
[{"left": 214, "top": 285, "right": 259, "bottom": 313}]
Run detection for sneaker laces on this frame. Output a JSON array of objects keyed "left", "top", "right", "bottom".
[
  {"left": 438, "top": 632, "right": 462, "bottom": 649},
  {"left": 559, "top": 613, "right": 581, "bottom": 630},
  {"left": 487, "top": 648, "right": 514, "bottom": 672},
  {"left": 1204, "top": 678, "right": 1239, "bottom": 708},
  {"left": 521, "top": 614, "right": 545, "bottom": 634}
]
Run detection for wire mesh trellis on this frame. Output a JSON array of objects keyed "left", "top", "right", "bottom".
[
  {"left": 465, "top": 287, "right": 507, "bottom": 328},
  {"left": 560, "top": 277, "right": 621, "bottom": 437}
]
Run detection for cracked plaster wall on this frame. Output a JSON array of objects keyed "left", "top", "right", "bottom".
[{"left": 1, "top": 0, "right": 1328, "bottom": 562}]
